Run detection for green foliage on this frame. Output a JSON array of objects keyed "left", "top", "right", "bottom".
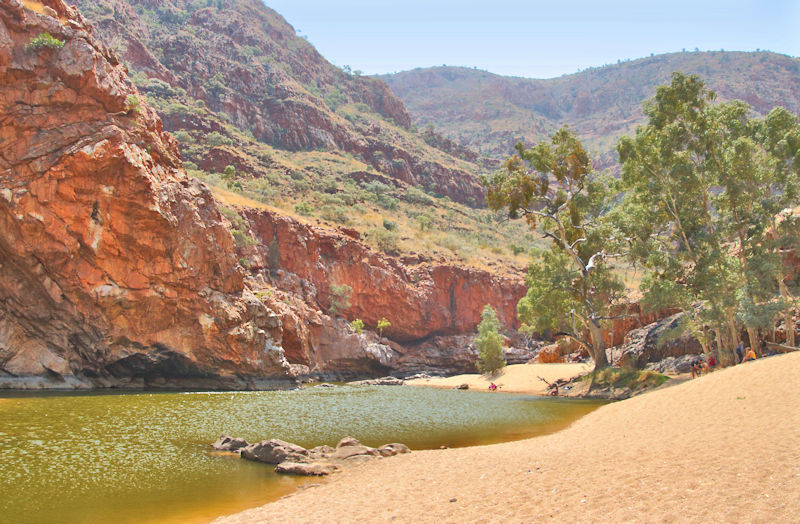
[
  {"left": 382, "top": 218, "right": 397, "bottom": 231},
  {"left": 328, "top": 284, "right": 352, "bottom": 316},
  {"left": 207, "top": 132, "right": 234, "bottom": 147},
  {"left": 580, "top": 368, "right": 669, "bottom": 391},
  {"left": 293, "top": 201, "right": 314, "bottom": 216},
  {"left": 484, "top": 127, "right": 624, "bottom": 369},
  {"left": 371, "top": 228, "right": 399, "bottom": 254},
  {"left": 349, "top": 318, "right": 364, "bottom": 335},
  {"left": 415, "top": 212, "right": 434, "bottom": 231},
  {"left": 26, "top": 33, "right": 65, "bottom": 51},
  {"left": 320, "top": 205, "right": 349, "bottom": 224},
  {"left": 616, "top": 72, "right": 800, "bottom": 361},
  {"left": 324, "top": 88, "right": 347, "bottom": 111},
  {"left": 219, "top": 206, "right": 256, "bottom": 248},
  {"left": 124, "top": 95, "right": 140, "bottom": 115},
  {"left": 377, "top": 317, "right": 391, "bottom": 336},
  {"left": 222, "top": 164, "right": 238, "bottom": 190},
  {"left": 475, "top": 305, "right": 506, "bottom": 375},
  {"left": 203, "top": 72, "right": 230, "bottom": 100}
]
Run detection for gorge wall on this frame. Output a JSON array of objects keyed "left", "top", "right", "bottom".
[{"left": 0, "top": 0, "right": 291, "bottom": 389}]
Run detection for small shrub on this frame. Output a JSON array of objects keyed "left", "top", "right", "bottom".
[
  {"left": 320, "top": 205, "right": 349, "bottom": 224},
  {"left": 294, "top": 202, "right": 313, "bottom": 216},
  {"left": 377, "top": 317, "right": 391, "bottom": 336},
  {"left": 328, "top": 284, "right": 352, "bottom": 316},
  {"left": 349, "top": 318, "right": 364, "bottom": 335},
  {"left": 207, "top": 131, "right": 233, "bottom": 147},
  {"left": 416, "top": 213, "right": 433, "bottom": 231},
  {"left": 382, "top": 218, "right": 397, "bottom": 231},
  {"left": 124, "top": 95, "right": 140, "bottom": 115},
  {"left": 371, "top": 228, "right": 398, "bottom": 254},
  {"left": 509, "top": 244, "right": 526, "bottom": 255},
  {"left": 26, "top": 32, "right": 65, "bottom": 52}
]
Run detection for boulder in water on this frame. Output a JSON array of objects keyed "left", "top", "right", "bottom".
[
  {"left": 275, "top": 462, "right": 338, "bottom": 476},
  {"left": 241, "top": 439, "right": 310, "bottom": 464},
  {"left": 211, "top": 435, "right": 249, "bottom": 452}
]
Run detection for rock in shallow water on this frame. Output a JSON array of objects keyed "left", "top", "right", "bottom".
[
  {"left": 211, "top": 435, "right": 249, "bottom": 452},
  {"left": 240, "top": 439, "right": 310, "bottom": 464},
  {"left": 348, "top": 376, "right": 404, "bottom": 386},
  {"left": 275, "top": 462, "right": 339, "bottom": 476}
]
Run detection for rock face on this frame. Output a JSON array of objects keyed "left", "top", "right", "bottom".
[
  {"left": 0, "top": 0, "right": 291, "bottom": 388},
  {"left": 236, "top": 207, "right": 528, "bottom": 377},
  {"left": 608, "top": 313, "right": 703, "bottom": 369},
  {"left": 242, "top": 207, "right": 525, "bottom": 342}
]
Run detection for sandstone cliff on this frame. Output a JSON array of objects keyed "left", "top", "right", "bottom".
[
  {"left": 0, "top": 0, "right": 291, "bottom": 388},
  {"left": 233, "top": 206, "right": 528, "bottom": 378}
]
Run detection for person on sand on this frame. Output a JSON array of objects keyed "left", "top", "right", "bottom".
[
  {"left": 735, "top": 342, "right": 745, "bottom": 363},
  {"left": 691, "top": 360, "right": 703, "bottom": 379},
  {"left": 488, "top": 382, "right": 497, "bottom": 391},
  {"left": 707, "top": 355, "right": 716, "bottom": 372},
  {"left": 742, "top": 347, "right": 757, "bottom": 363}
]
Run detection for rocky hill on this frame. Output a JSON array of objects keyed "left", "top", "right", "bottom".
[
  {"left": 69, "top": 0, "right": 541, "bottom": 270},
  {"left": 69, "top": 0, "right": 488, "bottom": 205},
  {"left": 382, "top": 52, "right": 800, "bottom": 168},
  {"left": 0, "top": 0, "right": 535, "bottom": 388}
]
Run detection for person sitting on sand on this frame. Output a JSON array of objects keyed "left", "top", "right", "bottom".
[
  {"left": 742, "top": 347, "right": 757, "bottom": 362},
  {"left": 691, "top": 360, "right": 703, "bottom": 379},
  {"left": 488, "top": 382, "right": 497, "bottom": 391}
]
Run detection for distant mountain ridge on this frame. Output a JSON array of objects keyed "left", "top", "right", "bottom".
[
  {"left": 73, "top": 0, "right": 487, "bottom": 204},
  {"left": 381, "top": 51, "right": 800, "bottom": 168}
]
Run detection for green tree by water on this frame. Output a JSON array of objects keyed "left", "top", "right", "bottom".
[
  {"left": 475, "top": 305, "right": 506, "bottom": 375},
  {"left": 483, "top": 127, "right": 624, "bottom": 370},
  {"left": 615, "top": 72, "right": 800, "bottom": 361}
]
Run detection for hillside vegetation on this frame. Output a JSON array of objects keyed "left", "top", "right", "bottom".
[
  {"left": 382, "top": 51, "right": 800, "bottom": 169},
  {"left": 72, "top": 0, "right": 538, "bottom": 269}
]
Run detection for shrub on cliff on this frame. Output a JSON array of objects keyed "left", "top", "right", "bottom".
[
  {"left": 349, "top": 318, "right": 364, "bottom": 335},
  {"left": 476, "top": 305, "right": 506, "bottom": 375},
  {"left": 370, "top": 228, "right": 398, "bottom": 254},
  {"left": 328, "top": 284, "right": 352, "bottom": 316},
  {"left": 26, "top": 33, "right": 64, "bottom": 52}
]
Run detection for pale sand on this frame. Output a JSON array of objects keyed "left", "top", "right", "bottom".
[
  {"left": 405, "top": 362, "right": 592, "bottom": 395},
  {"left": 217, "top": 353, "right": 800, "bottom": 523}
]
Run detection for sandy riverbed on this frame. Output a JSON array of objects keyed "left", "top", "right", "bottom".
[
  {"left": 404, "top": 362, "right": 591, "bottom": 395},
  {"left": 217, "top": 353, "right": 800, "bottom": 523}
]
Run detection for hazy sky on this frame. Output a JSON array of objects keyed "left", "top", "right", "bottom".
[{"left": 262, "top": 0, "right": 800, "bottom": 79}]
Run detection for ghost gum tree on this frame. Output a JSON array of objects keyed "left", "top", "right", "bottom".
[
  {"left": 483, "top": 127, "right": 625, "bottom": 370},
  {"left": 615, "top": 72, "right": 800, "bottom": 362}
]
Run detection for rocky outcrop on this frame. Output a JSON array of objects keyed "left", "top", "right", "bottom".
[
  {"left": 0, "top": 0, "right": 291, "bottom": 388},
  {"left": 241, "top": 207, "right": 525, "bottom": 342},
  {"left": 235, "top": 435, "right": 409, "bottom": 476},
  {"left": 72, "top": 0, "right": 486, "bottom": 205},
  {"left": 229, "top": 206, "right": 529, "bottom": 377},
  {"left": 608, "top": 313, "right": 703, "bottom": 369}
]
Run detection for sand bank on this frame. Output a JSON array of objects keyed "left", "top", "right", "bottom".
[
  {"left": 404, "top": 362, "right": 592, "bottom": 395},
  {"left": 217, "top": 353, "right": 800, "bottom": 523}
]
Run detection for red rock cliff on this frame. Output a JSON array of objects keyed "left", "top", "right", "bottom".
[
  {"left": 236, "top": 207, "right": 526, "bottom": 373},
  {"left": 0, "top": 0, "right": 291, "bottom": 388}
]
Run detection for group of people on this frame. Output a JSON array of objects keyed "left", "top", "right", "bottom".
[
  {"left": 691, "top": 355, "right": 716, "bottom": 378},
  {"left": 691, "top": 342, "right": 759, "bottom": 379}
]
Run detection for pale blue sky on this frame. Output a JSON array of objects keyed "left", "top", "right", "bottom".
[{"left": 262, "top": 0, "right": 800, "bottom": 79}]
